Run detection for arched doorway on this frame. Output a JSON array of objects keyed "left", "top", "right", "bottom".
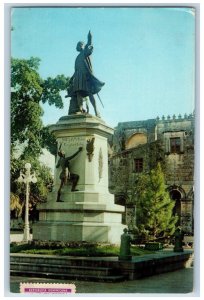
[{"left": 169, "top": 189, "right": 182, "bottom": 225}]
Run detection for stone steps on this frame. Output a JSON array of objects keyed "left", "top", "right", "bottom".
[
  {"left": 11, "top": 262, "right": 112, "bottom": 276},
  {"left": 10, "top": 255, "right": 110, "bottom": 267},
  {"left": 10, "top": 251, "right": 193, "bottom": 281},
  {"left": 10, "top": 270, "right": 125, "bottom": 282},
  {"left": 10, "top": 255, "right": 126, "bottom": 282}
]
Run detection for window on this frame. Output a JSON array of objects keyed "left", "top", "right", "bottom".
[
  {"left": 164, "top": 132, "right": 184, "bottom": 154},
  {"left": 134, "top": 158, "right": 143, "bottom": 173},
  {"left": 170, "top": 137, "right": 181, "bottom": 153}
]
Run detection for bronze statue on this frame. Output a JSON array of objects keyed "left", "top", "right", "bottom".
[
  {"left": 119, "top": 228, "right": 132, "bottom": 261},
  {"left": 173, "top": 227, "right": 184, "bottom": 252},
  {"left": 56, "top": 147, "right": 83, "bottom": 202},
  {"left": 86, "top": 137, "right": 95, "bottom": 162},
  {"left": 68, "top": 94, "right": 89, "bottom": 115},
  {"left": 67, "top": 31, "right": 104, "bottom": 117}
]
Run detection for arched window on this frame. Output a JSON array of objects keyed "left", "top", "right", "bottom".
[{"left": 126, "top": 133, "right": 147, "bottom": 149}]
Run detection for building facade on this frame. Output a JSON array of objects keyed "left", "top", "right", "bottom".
[{"left": 109, "top": 113, "right": 194, "bottom": 234}]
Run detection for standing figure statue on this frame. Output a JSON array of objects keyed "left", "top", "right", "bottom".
[
  {"left": 67, "top": 30, "right": 105, "bottom": 117},
  {"left": 173, "top": 227, "right": 184, "bottom": 252},
  {"left": 119, "top": 228, "right": 132, "bottom": 261},
  {"left": 56, "top": 147, "right": 83, "bottom": 202}
]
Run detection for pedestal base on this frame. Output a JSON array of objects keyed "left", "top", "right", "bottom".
[
  {"left": 33, "top": 221, "right": 125, "bottom": 244},
  {"left": 33, "top": 192, "right": 125, "bottom": 244},
  {"left": 33, "top": 115, "right": 125, "bottom": 244}
]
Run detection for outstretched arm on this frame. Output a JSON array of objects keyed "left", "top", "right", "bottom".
[
  {"left": 56, "top": 159, "right": 60, "bottom": 168},
  {"left": 85, "top": 31, "right": 93, "bottom": 57},
  {"left": 87, "top": 30, "right": 92, "bottom": 46},
  {"left": 66, "top": 147, "right": 83, "bottom": 161}
]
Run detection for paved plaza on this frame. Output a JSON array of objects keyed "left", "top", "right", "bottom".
[{"left": 9, "top": 266, "right": 193, "bottom": 294}]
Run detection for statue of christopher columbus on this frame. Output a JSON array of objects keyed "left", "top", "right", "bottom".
[{"left": 67, "top": 31, "right": 105, "bottom": 117}]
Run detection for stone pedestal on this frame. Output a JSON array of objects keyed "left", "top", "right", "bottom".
[{"left": 33, "top": 115, "right": 125, "bottom": 244}]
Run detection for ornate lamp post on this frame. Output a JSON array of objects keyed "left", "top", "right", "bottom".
[{"left": 18, "top": 163, "right": 37, "bottom": 242}]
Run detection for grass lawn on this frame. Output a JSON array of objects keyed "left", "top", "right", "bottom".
[{"left": 10, "top": 243, "right": 154, "bottom": 257}]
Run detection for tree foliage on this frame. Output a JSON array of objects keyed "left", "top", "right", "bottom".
[
  {"left": 135, "top": 163, "right": 178, "bottom": 241},
  {"left": 11, "top": 57, "right": 68, "bottom": 220},
  {"left": 11, "top": 57, "right": 43, "bottom": 157},
  {"left": 10, "top": 153, "right": 54, "bottom": 221},
  {"left": 11, "top": 57, "right": 68, "bottom": 158},
  {"left": 41, "top": 75, "right": 69, "bottom": 108},
  {"left": 40, "top": 126, "right": 58, "bottom": 156}
]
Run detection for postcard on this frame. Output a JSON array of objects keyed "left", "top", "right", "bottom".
[{"left": 8, "top": 4, "right": 196, "bottom": 296}]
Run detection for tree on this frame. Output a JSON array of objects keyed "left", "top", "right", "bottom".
[
  {"left": 136, "top": 163, "right": 178, "bottom": 241},
  {"left": 40, "top": 126, "right": 58, "bottom": 156},
  {"left": 10, "top": 150, "right": 54, "bottom": 222},
  {"left": 11, "top": 57, "right": 68, "bottom": 158},
  {"left": 11, "top": 57, "right": 68, "bottom": 220}
]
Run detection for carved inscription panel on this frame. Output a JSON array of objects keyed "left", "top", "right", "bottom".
[{"left": 58, "top": 137, "right": 84, "bottom": 149}]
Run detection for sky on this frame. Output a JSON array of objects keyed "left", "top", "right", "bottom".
[{"left": 11, "top": 6, "right": 195, "bottom": 128}]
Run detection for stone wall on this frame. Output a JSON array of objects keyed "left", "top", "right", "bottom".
[{"left": 109, "top": 114, "right": 194, "bottom": 234}]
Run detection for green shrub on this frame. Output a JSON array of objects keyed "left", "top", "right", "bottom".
[
  {"left": 10, "top": 242, "right": 155, "bottom": 256},
  {"left": 145, "top": 242, "right": 163, "bottom": 251}
]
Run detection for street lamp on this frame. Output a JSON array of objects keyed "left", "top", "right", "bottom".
[{"left": 18, "top": 163, "right": 37, "bottom": 242}]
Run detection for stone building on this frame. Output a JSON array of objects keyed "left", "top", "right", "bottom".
[{"left": 109, "top": 113, "right": 194, "bottom": 235}]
